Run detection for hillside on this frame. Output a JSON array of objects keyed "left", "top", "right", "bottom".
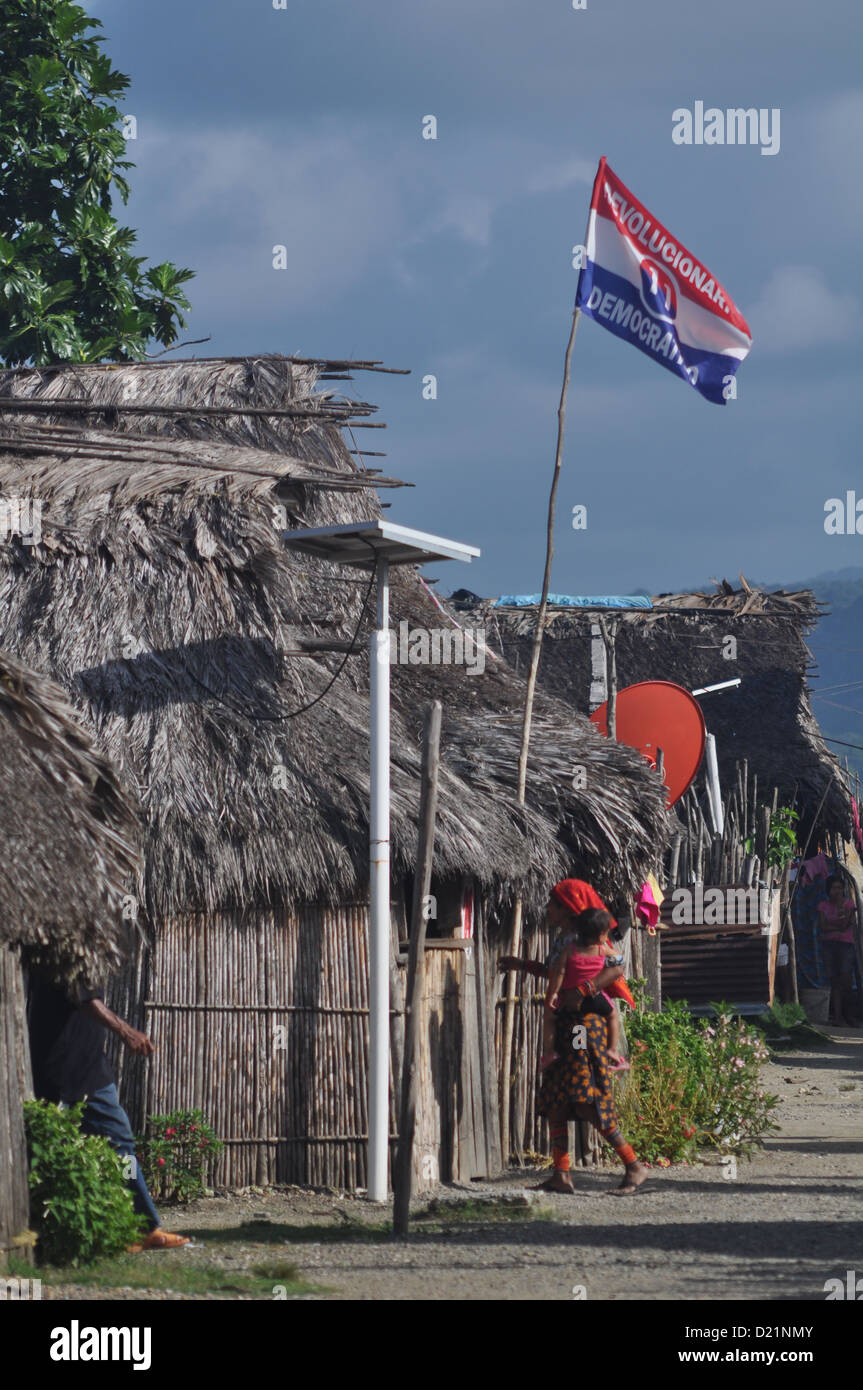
[{"left": 782, "top": 567, "right": 863, "bottom": 782}]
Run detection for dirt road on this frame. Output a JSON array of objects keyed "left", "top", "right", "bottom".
[
  {"left": 278, "top": 1027, "right": 862, "bottom": 1301},
  {"left": 42, "top": 1027, "right": 862, "bottom": 1301}
]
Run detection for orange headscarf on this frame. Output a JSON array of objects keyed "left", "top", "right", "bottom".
[{"left": 551, "top": 877, "right": 618, "bottom": 930}]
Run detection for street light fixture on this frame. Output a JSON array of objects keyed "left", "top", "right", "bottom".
[{"left": 283, "top": 521, "right": 480, "bottom": 1201}]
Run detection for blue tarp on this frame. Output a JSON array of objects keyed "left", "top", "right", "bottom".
[
  {"left": 792, "top": 870, "right": 831, "bottom": 992},
  {"left": 493, "top": 594, "right": 653, "bottom": 610}
]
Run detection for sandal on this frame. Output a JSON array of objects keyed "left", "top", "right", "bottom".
[
  {"left": 132, "top": 1228, "right": 190, "bottom": 1251},
  {"left": 530, "top": 1174, "right": 576, "bottom": 1194}
]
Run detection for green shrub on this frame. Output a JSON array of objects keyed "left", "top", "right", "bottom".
[
  {"left": 761, "top": 999, "right": 808, "bottom": 1031},
  {"left": 24, "top": 1099, "right": 145, "bottom": 1265},
  {"left": 137, "top": 1109, "right": 223, "bottom": 1203},
  {"left": 692, "top": 1007, "right": 780, "bottom": 1150},
  {"left": 615, "top": 989, "right": 779, "bottom": 1163},
  {"left": 754, "top": 1000, "right": 832, "bottom": 1048},
  {"left": 766, "top": 807, "right": 799, "bottom": 871}
]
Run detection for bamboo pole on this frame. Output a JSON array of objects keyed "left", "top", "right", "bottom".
[
  {"left": 394, "top": 702, "right": 442, "bottom": 1237},
  {"left": 668, "top": 829, "right": 682, "bottom": 889},
  {"left": 500, "top": 305, "right": 582, "bottom": 1161}
]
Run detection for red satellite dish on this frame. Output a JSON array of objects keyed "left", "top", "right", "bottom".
[{"left": 590, "top": 680, "right": 706, "bottom": 807}]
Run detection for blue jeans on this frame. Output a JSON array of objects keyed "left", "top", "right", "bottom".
[{"left": 80, "top": 1083, "right": 161, "bottom": 1233}]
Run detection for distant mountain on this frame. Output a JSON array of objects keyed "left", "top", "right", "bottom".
[{"left": 780, "top": 568, "right": 863, "bottom": 781}]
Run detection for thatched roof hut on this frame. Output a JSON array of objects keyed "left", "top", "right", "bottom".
[
  {"left": 0, "top": 356, "right": 669, "bottom": 910},
  {"left": 0, "top": 648, "right": 139, "bottom": 1270},
  {"left": 0, "top": 648, "right": 140, "bottom": 978},
  {"left": 0, "top": 355, "right": 670, "bottom": 1189},
  {"left": 454, "top": 579, "right": 852, "bottom": 841}
]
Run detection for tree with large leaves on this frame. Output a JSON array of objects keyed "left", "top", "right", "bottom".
[{"left": 0, "top": 0, "right": 194, "bottom": 365}]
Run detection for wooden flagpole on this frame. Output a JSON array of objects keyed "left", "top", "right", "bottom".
[{"left": 499, "top": 304, "right": 582, "bottom": 1160}]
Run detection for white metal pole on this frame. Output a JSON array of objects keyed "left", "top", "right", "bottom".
[
  {"left": 705, "top": 732, "right": 724, "bottom": 837},
  {"left": 368, "top": 555, "right": 390, "bottom": 1201}
]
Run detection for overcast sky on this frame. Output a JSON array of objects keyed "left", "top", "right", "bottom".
[{"left": 88, "top": 0, "right": 862, "bottom": 596}]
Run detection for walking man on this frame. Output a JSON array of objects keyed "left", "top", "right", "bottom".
[{"left": 26, "top": 961, "right": 189, "bottom": 1251}]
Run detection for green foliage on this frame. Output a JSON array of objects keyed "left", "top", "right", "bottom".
[
  {"left": 138, "top": 1109, "right": 223, "bottom": 1204},
  {"left": 755, "top": 999, "right": 834, "bottom": 1048},
  {"left": 12, "top": 1249, "right": 315, "bottom": 1298},
  {"left": 616, "top": 988, "right": 779, "bottom": 1163},
  {"left": 24, "top": 1099, "right": 144, "bottom": 1266},
  {"left": 761, "top": 1000, "right": 808, "bottom": 1032},
  {"left": 0, "top": 0, "right": 193, "bottom": 364},
  {"left": 766, "top": 806, "right": 799, "bottom": 871}
]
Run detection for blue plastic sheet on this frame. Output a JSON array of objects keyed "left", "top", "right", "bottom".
[
  {"left": 792, "top": 871, "right": 830, "bottom": 991},
  {"left": 493, "top": 594, "right": 653, "bottom": 609}
]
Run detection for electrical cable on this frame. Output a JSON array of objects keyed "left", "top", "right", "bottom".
[
  {"left": 811, "top": 697, "right": 863, "bottom": 718},
  {"left": 172, "top": 537, "right": 378, "bottom": 723}
]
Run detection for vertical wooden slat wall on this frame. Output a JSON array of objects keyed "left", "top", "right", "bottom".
[
  {"left": 127, "top": 904, "right": 374, "bottom": 1189},
  {"left": 108, "top": 931, "right": 151, "bottom": 1134},
  {"left": 410, "top": 940, "right": 501, "bottom": 1192},
  {"left": 0, "top": 945, "right": 33, "bottom": 1270},
  {"left": 107, "top": 881, "right": 515, "bottom": 1193},
  {"left": 412, "top": 946, "right": 464, "bottom": 1189},
  {"left": 493, "top": 913, "right": 559, "bottom": 1165},
  {"left": 472, "top": 895, "right": 503, "bottom": 1177}
]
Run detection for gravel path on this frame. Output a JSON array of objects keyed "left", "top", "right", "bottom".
[{"left": 42, "top": 1027, "right": 862, "bottom": 1301}]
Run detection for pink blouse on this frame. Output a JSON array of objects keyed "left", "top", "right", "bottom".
[
  {"left": 562, "top": 952, "right": 605, "bottom": 990},
  {"left": 818, "top": 898, "right": 855, "bottom": 944}
]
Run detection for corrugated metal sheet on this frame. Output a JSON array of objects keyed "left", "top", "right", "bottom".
[
  {"left": 661, "top": 932, "right": 770, "bottom": 1007},
  {"left": 659, "top": 886, "right": 777, "bottom": 1008}
]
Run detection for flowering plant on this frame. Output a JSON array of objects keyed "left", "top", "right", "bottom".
[
  {"left": 692, "top": 1006, "right": 778, "bottom": 1152},
  {"left": 614, "top": 987, "right": 778, "bottom": 1163},
  {"left": 137, "top": 1108, "right": 222, "bottom": 1203}
]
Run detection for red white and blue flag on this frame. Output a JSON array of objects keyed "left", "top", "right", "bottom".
[{"left": 575, "top": 157, "right": 752, "bottom": 405}]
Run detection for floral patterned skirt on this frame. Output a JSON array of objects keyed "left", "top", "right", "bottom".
[{"left": 537, "top": 1009, "right": 618, "bottom": 1130}]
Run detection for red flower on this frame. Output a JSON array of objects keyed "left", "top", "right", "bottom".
[
  {"left": 156, "top": 1157, "right": 166, "bottom": 1167},
  {"left": 165, "top": 1127, "right": 176, "bottom": 1137},
  {"left": 190, "top": 1125, "right": 197, "bottom": 1131}
]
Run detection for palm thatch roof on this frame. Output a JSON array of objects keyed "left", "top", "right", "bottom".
[
  {"left": 0, "top": 647, "right": 140, "bottom": 981},
  {"left": 0, "top": 356, "right": 670, "bottom": 921},
  {"left": 454, "top": 578, "right": 852, "bottom": 838}
]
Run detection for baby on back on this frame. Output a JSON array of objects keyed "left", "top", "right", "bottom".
[{"left": 556, "top": 908, "right": 634, "bottom": 1069}]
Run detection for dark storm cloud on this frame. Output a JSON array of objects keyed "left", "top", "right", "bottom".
[{"left": 87, "top": 0, "right": 862, "bottom": 594}]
